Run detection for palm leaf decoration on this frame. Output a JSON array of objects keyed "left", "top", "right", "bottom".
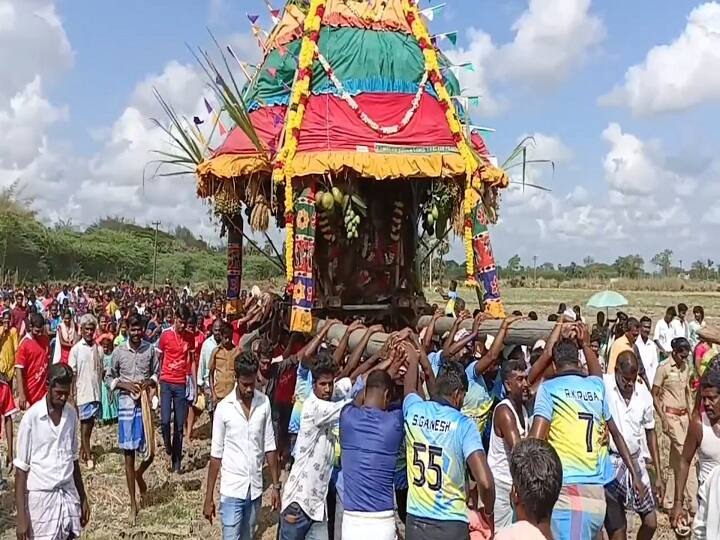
[
  {"left": 501, "top": 136, "right": 555, "bottom": 193},
  {"left": 149, "top": 31, "right": 267, "bottom": 180},
  {"left": 145, "top": 89, "right": 207, "bottom": 183}
]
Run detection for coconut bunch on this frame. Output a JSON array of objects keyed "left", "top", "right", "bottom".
[{"left": 314, "top": 186, "right": 367, "bottom": 240}]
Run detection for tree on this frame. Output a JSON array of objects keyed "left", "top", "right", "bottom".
[
  {"left": 613, "top": 255, "right": 644, "bottom": 278},
  {"left": 691, "top": 259, "right": 716, "bottom": 280},
  {"left": 506, "top": 254, "right": 522, "bottom": 274},
  {"left": 651, "top": 249, "right": 673, "bottom": 276},
  {"left": 583, "top": 256, "right": 595, "bottom": 266}
]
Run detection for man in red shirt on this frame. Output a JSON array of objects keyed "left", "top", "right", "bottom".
[
  {"left": 14, "top": 313, "right": 51, "bottom": 409},
  {"left": 0, "top": 375, "right": 17, "bottom": 489},
  {"left": 10, "top": 292, "right": 28, "bottom": 334},
  {"left": 158, "top": 305, "right": 196, "bottom": 473}
]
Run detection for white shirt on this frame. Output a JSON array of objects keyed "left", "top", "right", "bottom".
[
  {"left": 670, "top": 317, "right": 688, "bottom": 340},
  {"left": 68, "top": 340, "right": 103, "bottom": 406},
  {"left": 635, "top": 336, "right": 659, "bottom": 387},
  {"left": 211, "top": 389, "right": 276, "bottom": 500},
  {"left": 653, "top": 319, "right": 673, "bottom": 353},
  {"left": 282, "top": 378, "right": 352, "bottom": 521},
  {"left": 603, "top": 374, "right": 654, "bottom": 456},
  {"left": 14, "top": 398, "right": 79, "bottom": 492},
  {"left": 197, "top": 335, "right": 218, "bottom": 387}
]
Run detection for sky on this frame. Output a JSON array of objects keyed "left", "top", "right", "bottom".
[{"left": 2, "top": 0, "right": 720, "bottom": 270}]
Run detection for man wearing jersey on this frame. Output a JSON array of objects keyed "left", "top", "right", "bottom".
[
  {"left": 530, "top": 324, "right": 643, "bottom": 540},
  {"left": 431, "top": 314, "right": 524, "bottom": 437},
  {"left": 402, "top": 340, "right": 494, "bottom": 540}
]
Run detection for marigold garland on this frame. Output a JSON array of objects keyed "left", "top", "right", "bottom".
[
  {"left": 402, "top": 0, "right": 478, "bottom": 280},
  {"left": 272, "top": 0, "right": 326, "bottom": 282},
  {"left": 284, "top": 177, "right": 294, "bottom": 282}
]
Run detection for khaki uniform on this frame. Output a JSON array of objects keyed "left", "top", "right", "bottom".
[
  {"left": 653, "top": 358, "right": 698, "bottom": 512},
  {"left": 211, "top": 346, "right": 240, "bottom": 402}
]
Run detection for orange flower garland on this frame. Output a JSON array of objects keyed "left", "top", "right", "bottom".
[
  {"left": 402, "top": 0, "right": 479, "bottom": 281},
  {"left": 273, "top": 0, "right": 327, "bottom": 282}
]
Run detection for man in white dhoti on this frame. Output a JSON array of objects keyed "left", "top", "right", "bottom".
[{"left": 14, "top": 363, "right": 90, "bottom": 540}]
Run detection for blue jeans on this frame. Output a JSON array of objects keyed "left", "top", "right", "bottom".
[
  {"left": 160, "top": 382, "right": 187, "bottom": 472},
  {"left": 279, "top": 503, "right": 328, "bottom": 540},
  {"left": 220, "top": 493, "right": 261, "bottom": 540}
]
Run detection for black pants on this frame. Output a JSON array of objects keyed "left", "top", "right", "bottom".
[
  {"left": 406, "top": 515, "right": 469, "bottom": 540},
  {"left": 395, "top": 488, "right": 408, "bottom": 523}
]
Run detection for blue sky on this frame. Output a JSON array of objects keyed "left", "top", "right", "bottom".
[{"left": 3, "top": 0, "right": 720, "bottom": 268}]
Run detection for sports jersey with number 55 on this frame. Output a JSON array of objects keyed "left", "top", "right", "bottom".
[{"left": 402, "top": 393, "right": 484, "bottom": 522}]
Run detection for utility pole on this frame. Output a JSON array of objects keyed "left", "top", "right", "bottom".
[
  {"left": 151, "top": 221, "right": 161, "bottom": 289},
  {"left": 533, "top": 255, "right": 537, "bottom": 288}
]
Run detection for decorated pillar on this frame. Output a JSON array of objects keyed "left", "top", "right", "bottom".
[
  {"left": 224, "top": 214, "right": 243, "bottom": 316},
  {"left": 289, "top": 186, "right": 317, "bottom": 333},
  {"left": 469, "top": 199, "right": 505, "bottom": 318}
]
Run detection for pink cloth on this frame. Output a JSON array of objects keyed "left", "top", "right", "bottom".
[
  {"left": 495, "top": 521, "right": 547, "bottom": 540},
  {"left": 468, "top": 510, "right": 492, "bottom": 540}
]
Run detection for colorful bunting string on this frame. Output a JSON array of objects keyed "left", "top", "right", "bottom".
[
  {"left": 247, "top": 13, "right": 260, "bottom": 24},
  {"left": 420, "top": 3, "right": 446, "bottom": 21},
  {"left": 432, "top": 31, "right": 457, "bottom": 45}
]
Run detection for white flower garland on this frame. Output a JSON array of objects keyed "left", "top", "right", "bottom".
[{"left": 316, "top": 46, "right": 428, "bottom": 136}]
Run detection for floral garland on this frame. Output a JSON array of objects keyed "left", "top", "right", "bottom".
[
  {"left": 316, "top": 49, "right": 428, "bottom": 135},
  {"left": 273, "top": 0, "right": 327, "bottom": 282},
  {"left": 402, "top": 0, "right": 479, "bottom": 281}
]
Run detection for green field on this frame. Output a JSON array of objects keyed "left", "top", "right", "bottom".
[{"left": 426, "top": 286, "right": 720, "bottom": 324}]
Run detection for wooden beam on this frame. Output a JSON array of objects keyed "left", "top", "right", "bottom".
[{"left": 316, "top": 317, "right": 556, "bottom": 357}]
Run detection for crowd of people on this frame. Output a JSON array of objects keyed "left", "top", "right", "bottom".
[{"left": 0, "top": 281, "right": 719, "bottom": 540}]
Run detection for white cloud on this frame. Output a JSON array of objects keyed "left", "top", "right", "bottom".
[
  {"left": 601, "top": 2, "right": 720, "bottom": 115},
  {"left": 445, "top": 29, "right": 502, "bottom": 115},
  {"left": 703, "top": 206, "right": 720, "bottom": 225},
  {"left": 0, "top": 0, "right": 73, "bottom": 101},
  {"left": 0, "top": 76, "right": 68, "bottom": 169},
  {"left": 601, "top": 123, "right": 699, "bottom": 199},
  {"left": 495, "top": 0, "right": 605, "bottom": 85},
  {"left": 445, "top": 0, "right": 604, "bottom": 114},
  {"left": 0, "top": 0, "right": 72, "bottom": 201},
  {"left": 523, "top": 132, "right": 573, "bottom": 163}
]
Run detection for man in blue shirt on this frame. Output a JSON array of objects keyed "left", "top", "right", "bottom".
[{"left": 339, "top": 370, "right": 403, "bottom": 540}]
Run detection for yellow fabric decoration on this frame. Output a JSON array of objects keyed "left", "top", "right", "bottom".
[{"left": 198, "top": 150, "right": 470, "bottom": 183}]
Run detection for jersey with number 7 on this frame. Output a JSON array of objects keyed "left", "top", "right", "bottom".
[
  {"left": 533, "top": 374, "right": 613, "bottom": 485},
  {"left": 402, "top": 393, "right": 484, "bottom": 522}
]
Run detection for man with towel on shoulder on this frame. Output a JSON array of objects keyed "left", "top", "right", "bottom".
[{"left": 106, "top": 313, "right": 159, "bottom": 524}]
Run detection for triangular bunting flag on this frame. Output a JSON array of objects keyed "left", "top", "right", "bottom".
[
  {"left": 247, "top": 13, "right": 260, "bottom": 24},
  {"left": 270, "top": 9, "right": 281, "bottom": 24},
  {"left": 267, "top": 67, "right": 278, "bottom": 78},
  {"left": 451, "top": 62, "right": 475, "bottom": 72},
  {"left": 278, "top": 44, "right": 287, "bottom": 56},
  {"left": 420, "top": 3, "right": 446, "bottom": 21},
  {"left": 204, "top": 98, "right": 214, "bottom": 115},
  {"left": 433, "top": 31, "right": 458, "bottom": 45},
  {"left": 469, "top": 124, "right": 496, "bottom": 133},
  {"left": 218, "top": 121, "right": 228, "bottom": 137}
]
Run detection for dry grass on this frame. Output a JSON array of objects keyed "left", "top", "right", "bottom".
[
  {"left": 0, "top": 412, "right": 683, "bottom": 540},
  {"left": 428, "top": 286, "right": 720, "bottom": 324},
  {"left": 0, "top": 417, "right": 280, "bottom": 540},
  {"left": 0, "top": 286, "right": 711, "bottom": 539}
]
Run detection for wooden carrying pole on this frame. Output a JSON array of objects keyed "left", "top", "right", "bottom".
[{"left": 316, "top": 317, "right": 556, "bottom": 357}]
